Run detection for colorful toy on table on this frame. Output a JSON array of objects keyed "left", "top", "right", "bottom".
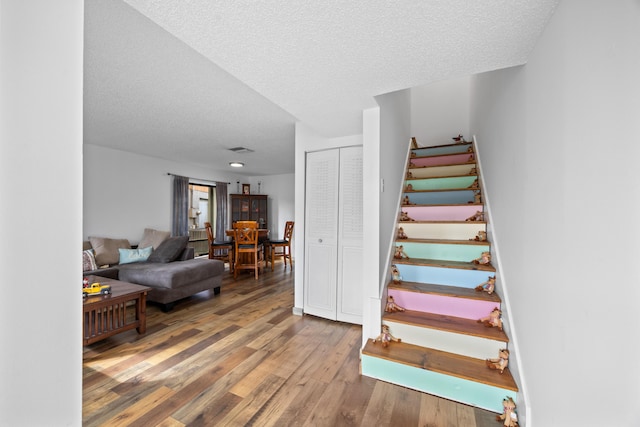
[
  {"left": 394, "top": 245, "right": 410, "bottom": 259},
  {"left": 475, "top": 275, "right": 496, "bottom": 295},
  {"left": 496, "top": 396, "right": 518, "bottom": 426},
  {"left": 83, "top": 282, "right": 111, "bottom": 297},
  {"left": 478, "top": 307, "right": 503, "bottom": 330},
  {"left": 486, "top": 348, "right": 509, "bottom": 374},
  {"left": 385, "top": 295, "right": 405, "bottom": 313},
  {"left": 372, "top": 324, "right": 401, "bottom": 348}
]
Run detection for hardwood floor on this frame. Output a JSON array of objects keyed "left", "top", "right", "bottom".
[{"left": 83, "top": 263, "right": 499, "bottom": 426}]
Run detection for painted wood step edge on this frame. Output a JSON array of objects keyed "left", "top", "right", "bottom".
[
  {"left": 396, "top": 238, "right": 490, "bottom": 246},
  {"left": 410, "top": 151, "right": 474, "bottom": 160},
  {"left": 403, "top": 187, "right": 479, "bottom": 194},
  {"left": 392, "top": 257, "right": 496, "bottom": 272},
  {"left": 388, "top": 281, "right": 502, "bottom": 303},
  {"left": 406, "top": 174, "right": 478, "bottom": 182},
  {"left": 411, "top": 141, "right": 473, "bottom": 150},
  {"left": 397, "top": 220, "right": 487, "bottom": 225},
  {"left": 400, "top": 203, "right": 484, "bottom": 208},
  {"left": 383, "top": 310, "right": 509, "bottom": 342},
  {"left": 407, "top": 161, "right": 477, "bottom": 169},
  {"left": 361, "top": 340, "right": 518, "bottom": 392}
]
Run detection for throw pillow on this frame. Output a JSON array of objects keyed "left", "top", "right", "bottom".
[
  {"left": 147, "top": 236, "right": 189, "bottom": 263},
  {"left": 119, "top": 246, "right": 153, "bottom": 265},
  {"left": 89, "top": 237, "right": 131, "bottom": 266},
  {"left": 138, "top": 228, "right": 171, "bottom": 250},
  {"left": 82, "top": 249, "right": 98, "bottom": 272}
]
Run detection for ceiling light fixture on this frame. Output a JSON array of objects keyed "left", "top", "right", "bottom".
[{"left": 229, "top": 162, "right": 244, "bottom": 168}]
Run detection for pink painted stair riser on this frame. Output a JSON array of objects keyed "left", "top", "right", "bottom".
[
  {"left": 388, "top": 289, "right": 499, "bottom": 321},
  {"left": 402, "top": 205, "right": 482, "bottom": 221}
]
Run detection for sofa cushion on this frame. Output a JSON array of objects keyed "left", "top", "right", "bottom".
[
  {"left": 118, "top": 259, "right": 224, "bottom": 289},
  {"left": 138, "top": 228, "right": 171, "bottom": 250},
  {"left": 119, "top": 246, "right": 153, "bottom": 264},
  {"left": 82, "top": 249, "right": 98, "bottom": 272},
  {"left": 147, "top": 236, "right": 189, "bottom": 263},
  {"left": 89, "top": 237, "right": 131, "bottom": 266}
]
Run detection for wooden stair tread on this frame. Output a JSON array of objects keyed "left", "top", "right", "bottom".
[
  {"left": 384, "top": 310, "right": 508, "bottom": 342},
  {"left": 392, "top": 257, "right": 496, "bottom": 272},
  {"left": 395, "top": 238, "right": 490, "bottom": 246},
  {"left": 362, "top": 340, "right": 518, "bottom": 392},
  {"left": 388, "top": 281, "right": 501, "bottom": 303},
  {"left": 408, "top": 161, "right": 477, "bottom": 168},
  {"left": 397, "top": 220, "right": 487, "bottom": 225},
  {"left": 403, "top": 187, "right": 477, "bottom": 193},
  {"left": 412, "top": 141, "right": 473, "bottom": 150},
  {"left": 400, "top": 203, "right": 484, "bottom": 208},
  {"left": 406, "top": 174, "right": 477, "bottom": 181}
]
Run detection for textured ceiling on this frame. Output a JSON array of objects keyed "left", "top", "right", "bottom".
[{"left": 84, "top": 0, "right": 558, "bottom": 176}]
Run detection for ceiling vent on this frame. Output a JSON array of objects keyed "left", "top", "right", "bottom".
[{"left": 228, "top": 146, "right": 254, "bottom": 154}]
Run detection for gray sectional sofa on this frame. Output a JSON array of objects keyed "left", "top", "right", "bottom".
[{"left": 83, "top": 231, "right": 224, "bottom": 312}]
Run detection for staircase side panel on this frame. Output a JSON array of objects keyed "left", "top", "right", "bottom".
[{"left": 361, "top": 355, "right": 514, "bottom": 413}]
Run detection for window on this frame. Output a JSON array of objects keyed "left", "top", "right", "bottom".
[{"left": 188, "top": 183, "right": 216, "bottom": 256}]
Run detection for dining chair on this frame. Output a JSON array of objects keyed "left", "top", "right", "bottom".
[
  {"left": 204, "top": 222, "right": 234, "bottom": 272},
  {"left": 268, "top": 221, "right": 294, "bottom": 271},
  {"left": 232, "top": 221, "right": 264, "bottom": 279}
]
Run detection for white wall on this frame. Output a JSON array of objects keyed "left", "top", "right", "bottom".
[
  {"left": 0, "top": 0, "right": 83, "bottom": 424},
  {"left": 411, "top": 76, "right": 472, "bottom": 146},
  {"left": 84, "top": 144, "right": 247, "bottom": 242},
  {"left": 471, "top": 0, "right": 640, "bottom": 425}
]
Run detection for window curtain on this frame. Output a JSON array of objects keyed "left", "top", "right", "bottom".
[
  {"left": 171, "top": 175, "right": 189, "bottom": 236},
  {"left": 215, "top": 182, "right": 229, "bottom": 242}
]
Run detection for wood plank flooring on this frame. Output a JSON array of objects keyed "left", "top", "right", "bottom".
[{"left": 83, "top": 262, "right": 500, "bottom": 426}]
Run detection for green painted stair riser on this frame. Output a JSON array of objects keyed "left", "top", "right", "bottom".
[{"left": 396, "top": 241, "right": 489, "bottom": 263}]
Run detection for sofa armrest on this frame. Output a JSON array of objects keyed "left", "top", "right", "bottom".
[
  {"left": 177, "top": 247, "right": 194, "bottom": 261},
  {"left": 83, "top": 267, "right": 119, "bottom": 280}
]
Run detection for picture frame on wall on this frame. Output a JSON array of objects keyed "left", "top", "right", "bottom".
[{"left": 242, "top": 184, "right": 250, "bottom": 195}]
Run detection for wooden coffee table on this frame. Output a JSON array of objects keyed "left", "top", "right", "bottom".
[{"left": 83, "top": 275, "right": 150, "bottom": 345}]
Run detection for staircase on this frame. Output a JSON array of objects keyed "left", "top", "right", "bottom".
[{"left": 361, "top": 137, "right": 518, "bottom": 414}]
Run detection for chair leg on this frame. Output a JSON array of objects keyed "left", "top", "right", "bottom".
[{"left": 254, "top": 252, "right": 259, "bottom": 280}]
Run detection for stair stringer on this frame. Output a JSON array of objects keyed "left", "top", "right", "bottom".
[{"left": 472, "top": 135, "right": 530, "bottom": 422}]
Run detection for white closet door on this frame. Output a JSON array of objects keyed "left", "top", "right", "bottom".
[
  {"left": 336, "top": 146, "right": 363, "bottom": 324},
  {"left": 304, "top": 149, "right": 340, "bottom": 320}
]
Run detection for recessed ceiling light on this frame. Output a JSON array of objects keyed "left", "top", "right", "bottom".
[{"left": 229, "top": 162, "right": 244, "bottom": 168}]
